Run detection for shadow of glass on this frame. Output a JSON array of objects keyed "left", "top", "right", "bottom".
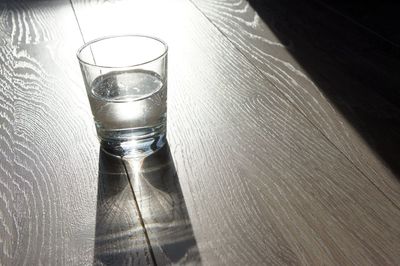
[
  {"left": 248, "top": 0, "right": 400, "bottom": 177},
  {"left": 123, "top": 142, "right": 202, "bottom": 265},
  {"left": 94, "top": 142, "right": 201, "bottom": 265},
  {"left": 94, "top": 148, "right": 150, "bottom": 265}
]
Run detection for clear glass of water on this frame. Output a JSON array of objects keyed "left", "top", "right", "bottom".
[{"left": 77, "top": 35, "right": 168, "bottom": 157}]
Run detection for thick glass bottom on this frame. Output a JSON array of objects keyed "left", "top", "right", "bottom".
[{"left": 97, "top": 124, "right": 167, "bottom": 158}]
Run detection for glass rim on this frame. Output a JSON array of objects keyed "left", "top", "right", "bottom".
[{"left": 76, "top": 34, "right": 168, "bottom": 69}]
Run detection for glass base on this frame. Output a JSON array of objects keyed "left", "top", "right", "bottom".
[{"left": 100, "top": 133, "right": 167, "bottom": 158}]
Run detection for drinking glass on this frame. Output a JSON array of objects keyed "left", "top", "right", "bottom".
[{"left": 77, "top": 35, "right": 168, "bottom": 157}]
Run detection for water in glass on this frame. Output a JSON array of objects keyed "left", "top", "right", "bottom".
[{"left": 88, "top": 69, "right": 167, "bottom": 156}]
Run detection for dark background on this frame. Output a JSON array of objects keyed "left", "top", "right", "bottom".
[{"left": 248, "top": 0, "right": 400, "bottom": 176}]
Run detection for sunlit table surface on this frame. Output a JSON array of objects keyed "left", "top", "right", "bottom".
[{"left": 1, "top": 0, "right": 399, "bottom": 265}]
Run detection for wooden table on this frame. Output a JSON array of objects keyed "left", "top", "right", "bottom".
[{"left": 1, "top": 0, "right": 399, "bottom": 265}]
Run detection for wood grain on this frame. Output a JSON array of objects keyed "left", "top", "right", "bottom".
[
  {"left": 191, "top": 0, "right": 400, "bottom": 206},
  {"left": 71, "top": 0, "right": 400, "bottom": 264},
  {"left": 95, "top": 148, "right": 151, "bottom": 266},
  {"left": 124, "top": 143, "right": 201, "bottom": 265},
  {"left": 0, "top": 0, "right": 99, "bottom": 264}
]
